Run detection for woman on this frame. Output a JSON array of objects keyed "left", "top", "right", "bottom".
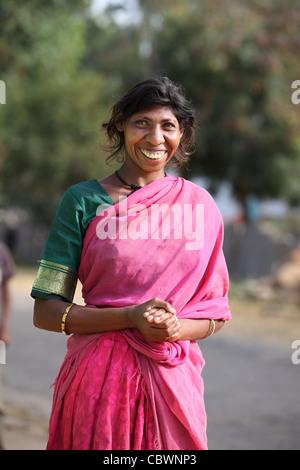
[{"left": 32, "top": 77, "right": 231, "bottom": 450}]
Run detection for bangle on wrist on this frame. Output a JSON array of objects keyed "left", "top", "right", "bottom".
[
  {"left": 204, "top": 319, "right": 216, "bottom": 339},
  {"left": 61, "top": 303, "right": 75, "bottom": 335},
  {"left": 208, "top": 319, "right": 216, "bottom": 337}
]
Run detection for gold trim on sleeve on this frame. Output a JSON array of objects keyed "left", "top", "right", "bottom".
[{"left": 32, "top": 260, "right": 78, "bottom": 302}]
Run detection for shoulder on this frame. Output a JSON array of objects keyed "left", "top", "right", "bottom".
[
  {"left": 56, "top": 180, "right": 114, "bottom": 231},
  {"left": 180, "top": 177, "right": 219, "bottom": 205},
  {"left": 179, "top": 177, "right": 223, "bottom": 223},
  {"left": 65, "top": 179, "right": 100, "bottom": 202},
  {"left": 58, "top": 179, "right": 110, "bottom": 209}
]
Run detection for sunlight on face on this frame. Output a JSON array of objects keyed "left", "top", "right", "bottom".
[{"left": 118, "top": 107, "right": 183, "bottom": 173}]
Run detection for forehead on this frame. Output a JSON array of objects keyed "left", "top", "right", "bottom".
[{"left": 130, "top": 106, "right": 179, "bottom": 122}]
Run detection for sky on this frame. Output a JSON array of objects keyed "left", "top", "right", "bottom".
[{"left": 90, "top": 0, "right": 140, "bottom": 24}]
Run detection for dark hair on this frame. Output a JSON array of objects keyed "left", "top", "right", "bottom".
[{"left": 102, "top": 77, "right": 196, "bottom": 167}]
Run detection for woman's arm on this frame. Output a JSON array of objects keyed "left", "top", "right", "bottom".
[
  {"left": 172, "top": 318, "right": 225, "bottom": 341},
  {"left": 34, "top": 298, "right": 132, "bottom": 334},
  {"left": 33, "top": 297, "right": 180, "bottom": 341},
  {"left": 145, "top": 310, "right": 225, "bottom": 341}
]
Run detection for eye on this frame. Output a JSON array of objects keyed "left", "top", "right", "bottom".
[
  {"left": 135, "top": 119, "right": 148, "bottom": 127},
  {"left": 163, "top": 122, "right": 176, "bottom": 129}
]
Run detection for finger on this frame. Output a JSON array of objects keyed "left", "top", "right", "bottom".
[
  {"left": 143, "top": 308, "right": 157, "bottom": 318},
  {"left": 151, "top": 311, "right": 175, "bottom": 324},
  {"left": 168, "top": 332, "right": 180, "bottom": 342},
  {"left": 153, "top": 311, "right": 173, "bottom": 324},
  {"left": 143, "top": 308, "right": 163, "bottom": 322},
  {"left": 146, "top": 318, "right": 180, "bottom": 342},
  {"left": 154, "top": 323, "right": 180, "bottom": 341},
  {"left": 144, "top": 307, "right": 169, "bottom": 322},
  {"left": 151, "top": 298, "right": 176, "bottom": 315},
  {"left": 167, "top": 321, "right": 181, "bottom": 342},
  {"left": 152, "top": 316, "right": 179, "bottom": 330}
]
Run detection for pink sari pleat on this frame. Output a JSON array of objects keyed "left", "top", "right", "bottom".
[{"left": 47, "top": 332, "right": 156, "bottom": 450}]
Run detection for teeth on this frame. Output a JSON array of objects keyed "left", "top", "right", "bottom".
[{"left": 140, "top": 149, "right": 166, "bottom": 160}]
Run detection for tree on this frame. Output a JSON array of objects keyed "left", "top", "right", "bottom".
[
  {"left": 1, "top": 0, "right": 299, "bottom": 224},
  {"left": 85, "top": 0, "right": 300, "bottom": 211},
  {"left": 137, "top": 0, "right": 300, "bottom": 211},
  {"left": 0, "top": 0, "right": 116, "bottom": 223}
]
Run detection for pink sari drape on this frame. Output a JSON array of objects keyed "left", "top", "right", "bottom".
[{"left": 47, "top": 175, "right": 231, "bottom": 450}]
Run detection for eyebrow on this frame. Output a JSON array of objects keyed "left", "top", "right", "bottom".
[{"left": 135, "top": 115, "right": 177, "bottom": 123}]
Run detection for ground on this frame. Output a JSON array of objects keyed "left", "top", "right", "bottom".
[{"left": 2, "top": 268, "right": 300, "bottom": 450}]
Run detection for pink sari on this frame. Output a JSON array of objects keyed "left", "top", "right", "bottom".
[{"left": 47, "top": 175, "right": 231, "bottom": 450}]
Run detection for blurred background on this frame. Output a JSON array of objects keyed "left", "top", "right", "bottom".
[{"left": 0, "top": 0, "right": 299, "bottom": 450}]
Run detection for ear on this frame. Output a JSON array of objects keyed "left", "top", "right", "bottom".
[{"left": 115, "top": 113, "right": 125, "bottom": 132}]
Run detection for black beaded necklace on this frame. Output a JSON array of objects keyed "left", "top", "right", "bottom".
[
  {"left": 115, "top": 170, "right": 167, "bottom": 193},
  {"left": 115, "top": 170, "right": 142, "bottom": 192}
]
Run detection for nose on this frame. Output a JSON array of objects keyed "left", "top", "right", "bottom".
[{"left": 146, "top": 125, "right": 165, "bottom": 146}]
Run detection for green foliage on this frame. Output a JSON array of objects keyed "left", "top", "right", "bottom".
[
  {"left": 85, "top": 0, "right": 300, "bottom": 206},
  {"left": 138, "top": 0, "right": 299, "bottom": 203},
  {"left": 0, "top": 0, "right": 116, "bottom": 223},
  {"left": 0, "top": 0, "right": 299, "bottom": 224}
]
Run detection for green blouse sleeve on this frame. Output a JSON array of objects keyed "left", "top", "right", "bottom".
[
  {"left": 31, "top": 188, "right": 84, "bottom": 303},
  {"left": 31, "top": 179, "right": 115, "bottom": 303}
]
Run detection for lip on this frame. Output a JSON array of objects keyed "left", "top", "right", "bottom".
[{"left": 139, "top": 148, "right": 168, "bottom": 161}]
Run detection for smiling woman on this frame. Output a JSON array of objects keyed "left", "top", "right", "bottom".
[
  {"left": 102, "top": 77, "right": 195, "bottom": 168},
  {"left": 32, "top": 76, "right": 231, "bottom": 450},
  {"left": 99, "top": 77, "right": 196, "bottom": 199},
  {"left": 116, "top": 107, "right": 183, "bottom": 174}
]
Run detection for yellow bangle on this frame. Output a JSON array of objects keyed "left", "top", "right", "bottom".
[{"left": 61, "top": 303, "right": 75, "bottom": 335}]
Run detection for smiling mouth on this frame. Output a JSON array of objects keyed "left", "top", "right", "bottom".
[{"left": 140, "top": 148, "right": 167, "bottom": 160}]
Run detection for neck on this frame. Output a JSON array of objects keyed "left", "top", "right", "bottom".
[{"left": 117, "top": 162, "right": 166, "bottom": 188}]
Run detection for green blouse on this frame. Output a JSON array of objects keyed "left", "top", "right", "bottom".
[{"left": 31, "top": 179, "right": 115, "bottom": 303}]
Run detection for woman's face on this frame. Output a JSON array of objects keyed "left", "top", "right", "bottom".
[{"left": 117, "top": 106, "right": 183, "bottom": 173}]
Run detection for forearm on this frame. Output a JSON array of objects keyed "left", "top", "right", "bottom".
[
  {"left": 174, "top": 318, "right": 225, "bottom": 342},
  {"left": 33, "top": 298, "right": 224, "bottom": 341},
  {"left": 33, "top": 298, "right": 133, "bottom": 335}
]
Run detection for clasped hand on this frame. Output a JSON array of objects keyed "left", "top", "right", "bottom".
[{"left": 131, "top": 298, "right": 180, "bottom": 343}]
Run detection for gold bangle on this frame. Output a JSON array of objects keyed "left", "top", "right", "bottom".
[
  {"left": 61, "top": 303, "right": 75, "bottom": 335},
  {"left": 208, "top": 319, "right": 216, "bottom": 338}
]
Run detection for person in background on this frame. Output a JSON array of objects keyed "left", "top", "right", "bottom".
[{"left": 0, "top": 241, "right": 16, "bottom": 450}]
